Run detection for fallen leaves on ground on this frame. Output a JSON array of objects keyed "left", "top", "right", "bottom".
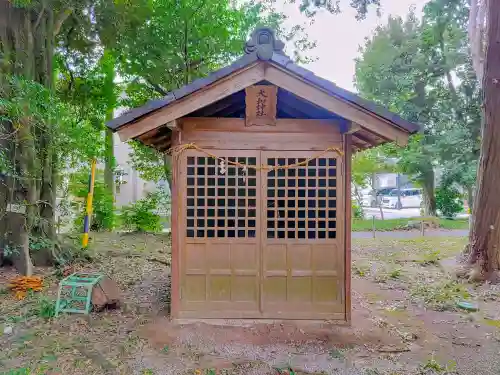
[{"left": 8, "top": 276, "right": 43, "bottom": 300}]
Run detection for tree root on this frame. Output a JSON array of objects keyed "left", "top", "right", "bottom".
[{"left": 455, "top": 250, "right": 500, "bottom": 283}]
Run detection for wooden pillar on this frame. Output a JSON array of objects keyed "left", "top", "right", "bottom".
[
  {"left": 170, "top": 128, "right": 181, "bottom": 318},
  {"left": 343, "top": 133, "right": 352, "bottom": 324}
]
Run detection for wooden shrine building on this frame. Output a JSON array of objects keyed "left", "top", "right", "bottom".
[{"left": 107, "top": 27, "right": 419, "bottom": 323}]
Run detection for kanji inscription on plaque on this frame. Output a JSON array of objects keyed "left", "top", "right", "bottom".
[{"left": 245, "top": 85, "right": 277, "bottom": 126}]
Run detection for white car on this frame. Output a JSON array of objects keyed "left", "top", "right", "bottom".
[{"left": 381, "top": 188, "right": 422, "bottom": 209}]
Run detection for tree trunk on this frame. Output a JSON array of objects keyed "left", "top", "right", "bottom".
[
  {"left": 104, "top": 128, "right": 115, "bottom": 194},
  {"left": 466, "top": 185, "right": 474, "bottom": 212},
  {"left": 33, "top": 9, "right": 57, "bottom": 266},
  {"left": 465, "top": 0, "right": 500, "bottom": 280},
  {"left": 0, "top": 3, "right": 67, "bottom": 272},
  {"left": 103, "top": 50, "right": 116, "bottom": 230},
  {"left": 353, "top": 184, "right": 363, "bottom": 207},
  {"left": 17, "top": 116, "right": 37, "bottom": 276},
  {"left": 35, "top": 149, "right": 57, "bottom": 266},
  {"left": 0, "top": 4, "right": 37, "bottom": 274},
  {"left": 378, "top": 204, "right": 385, "bottom": 220},
  {"left": 421, "top": 169, "right": 436, "bottom": 216}
]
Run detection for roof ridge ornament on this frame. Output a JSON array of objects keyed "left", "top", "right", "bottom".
[{"left": 244, "top": 27, "right": 286, "bottom": 61}]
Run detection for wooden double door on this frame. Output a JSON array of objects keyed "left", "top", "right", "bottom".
[{"left": 179, "top": 149, "right": 345, "bottom": 320}]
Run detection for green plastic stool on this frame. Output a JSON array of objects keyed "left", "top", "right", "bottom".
[{"left": 55, "top": 272, "right": 104, "bottom": 316}]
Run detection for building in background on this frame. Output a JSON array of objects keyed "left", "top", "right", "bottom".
[
  {"left": 112, "top": 104, "right": 169, "bottom": 207},
  {"left": 112, "top": 135, "right": 159, "bottom": 207}
]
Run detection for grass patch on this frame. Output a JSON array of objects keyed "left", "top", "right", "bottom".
[
  {"left": 410, "top": 279, "right": 470, "bottom": 311},
  {"left": 353, "top": 237, "right": 466, "bottom": 263},
  {"left": 353, "top": 262, "right": 370, "bottom": 277},
  {"left": 389, "top": 267, "right": 403, "bottom": 279},
  {"left": 439, "top": 218, "right": 469, "bottom": 230},
  {"left": 352, "top": 218, "right": 411, "bottom": 232},
  {"left": 328, "top": 348, "right": 345, "bottom": 360},
  {"left": 371, "top": 263, "right": 404, "bottom": 283},
  {"left": 417, "top": 357, "right": 457, "bottom": 374},
  {"left": 352, "top": 217, "right": 469, "bottom": 232},
  {"left": 417, "top": 249, "right": 442, "bottom": 266}
]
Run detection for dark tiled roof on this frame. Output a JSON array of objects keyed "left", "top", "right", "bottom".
[
  {"left": 269, "top": 54, "right": 419, "bottom": 133},
  {"left": 107, "top": 54, "right": 259, "bottom": 130},
  {"left": 107, "top": 28, "right": 419, "bottom": 134}
]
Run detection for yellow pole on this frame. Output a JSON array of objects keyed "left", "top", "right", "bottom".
[{"left": 82, "top": 159, "right": 97, "bottom": 248}]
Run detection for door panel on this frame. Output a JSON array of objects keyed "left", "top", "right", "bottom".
[
  {"left": 179, "top": 149, "right": 345, "bottom": 320},
  {"left": 261, "top": 151, "right": 345, "bottom": 319},
  {"left": 180, "top": 150, "right": 261, "bottom": 317}
]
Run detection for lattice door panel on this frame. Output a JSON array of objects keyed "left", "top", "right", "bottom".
[
  {"left": 261, "top": 151, "right": 345, "bottom": 319},
  {"left": 265, "top": 156, "right": 338, "bottom": 241},
  {"left": 180, "top": 150, "right": 261, "bottom": 318},
  {"left": 185, "top": 154, "right": 258, "bottom": 239}
]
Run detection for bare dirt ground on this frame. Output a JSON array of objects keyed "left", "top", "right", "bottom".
[{"left": 1, "top": 234, "right": 500, "bottom": 375}]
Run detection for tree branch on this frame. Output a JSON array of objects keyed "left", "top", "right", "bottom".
[
  {"left": 53, "top": 8, "right": 73, "bottom": 37},
  {"left": 469, "top": 0, "right": 488, "bottom": 84},
  {"left": 34, "top": 5, "right": 46, "bottom": 31},
  {"left": 145, "top": 78, "right": 169, "bottom": 96}
]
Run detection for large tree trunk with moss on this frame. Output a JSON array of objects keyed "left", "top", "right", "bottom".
[
  {"left": 103, "top": 50, "right": 116, "bottom": 230},
  {"left": 31, "top": 7, "right": 58, "bottom": 266},
  {"left": 35, "top": 148, "right": 57, "bottom": 266},
  {"left": 0, "top": 3, "right": 65, "bottom": 272},
  {"left": 465, "top": 1, "right": 500, "bottom": 280},
  {"left": 0, "top": 4, "right": 35, "bottom": 274},
  {"left": 17, "top": 117, "right": 38, "bottom": 276}
]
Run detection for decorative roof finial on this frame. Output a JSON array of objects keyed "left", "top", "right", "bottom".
[{"left": 244, "top": 27, "right": 286, "bottom": 61}]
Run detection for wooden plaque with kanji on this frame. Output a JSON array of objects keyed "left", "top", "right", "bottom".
[{"left": 245, "top": 85, "right": 278, "bottom": 126}]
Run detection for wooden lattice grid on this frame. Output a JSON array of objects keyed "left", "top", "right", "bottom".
[
  {"left": 266, "top": 157, "right": 337, "bottom": 240},
  {"left": 186, "top": 155, "right": 257, "bottom": 238}
]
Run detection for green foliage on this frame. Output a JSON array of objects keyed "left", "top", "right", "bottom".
[
  {"left": 119, "top": 191, "right": 170, "bottom": 233},
  {"left": 118, "top": 0, "right": 316, "bottom": 180},
  {"left": 293, "top": 0, "right": 380, "bottom": 19},
  {"left": 389, "top": 267, "right": 402, "bottom": 279},
  {"left": 128, "top": 141, "right": 167, "bottom": 183},
  {"left": 352, "top": 201, "right": 364, "bottom": 219},
  {"left": 2, "top": 244, "right": 20, "bottom": 258},
  {"left": 29, "top": 296, "right": 56, "bottom": 320},
  {"left": 352, "top": 148, "right": 394, "bottom": 188},
  {"left": 0, "top": 75, "right": 62, "bottom": 129},
  {"left": 418, "top": 357, "right": 457, "bottom": 374},
  {"left": 69, "top": 169, "right": 115, "bottom": 231},
  {"left": 0, "top": 369, "right": 32, "bottom": 375},
  {"left": 373, "top": 264, "right": 403, "bottom": 283},
  {"left": 29, "top": 236, "right": 54, "bottom": 252},
  {"left": 354, "top": 0, "right": 481, "bottom": 215},
  {"left": 436, "top": 186, "right": 464, "bottom": 218},
  {"left": 117, "top": 0, "right": 315, "bottom": 109}
]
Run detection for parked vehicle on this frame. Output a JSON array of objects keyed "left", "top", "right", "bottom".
[
  {"left": 381, "top": 188, "right": 422, "bottom": 209},
  {"left": 362, "top": 187, "right": 397, "bottom": 207}
]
